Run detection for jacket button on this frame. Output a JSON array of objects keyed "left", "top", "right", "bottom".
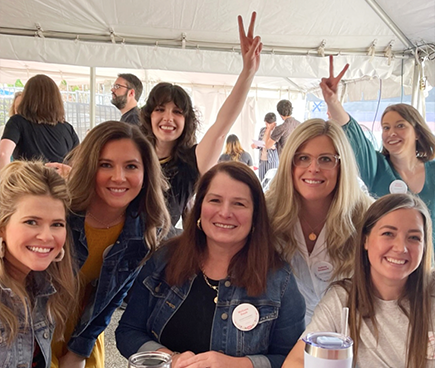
[
  {"left": 43, "top": 331, "right": 49, "bottom": 339},
  {"left": 224, "top": 281, "right": 231, "bottom": 287},
  {"left": 221, "top": 313, "right": 228, "bottom": 320},
  {"left": 155, "top": 286, "right": 160, "bottom": 292}
]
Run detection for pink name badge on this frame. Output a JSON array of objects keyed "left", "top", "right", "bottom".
[{"left": 232, "top": 303, "right": 259, "bottom": 331}]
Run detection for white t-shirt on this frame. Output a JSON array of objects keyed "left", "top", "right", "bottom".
[
  {"left": 304, "top": 281, "right": 435, "bottom": 367},
  {"left": 290, "top": 220, "right": 335, "bottom": 324}
]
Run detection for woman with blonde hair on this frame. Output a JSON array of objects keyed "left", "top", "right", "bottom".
[
  {"left": 0, "top": 75, "right": 79, "bottom": 170},
  {"left": 266, "top": 119, "right": 373, "bottom": 323},
  {"left": 8, "top": 91, "right": 22, "bottom": 116},
  {"left": 51, "top": 121, "right": 170, "bottom": 368},
  {"left": 0, "top": 161, "right": 77, "bottom": 367},
  {"left": 284, "top": 193, "right": 434, "bottom": 368},
  {"left": 219, "top": 134, "right": 253, "bottom": 166}
]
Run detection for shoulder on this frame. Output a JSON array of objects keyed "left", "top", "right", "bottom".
[{"left": 6, "top": 114, "right": 28, "bottom": 126}]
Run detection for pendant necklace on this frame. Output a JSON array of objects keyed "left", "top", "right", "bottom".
[
  {"left": 202, "top": 272, "right": 219, "bottom": 304},
  {"left": 87, "top": 211, "right": 125, "bottom": 229},
  {"left": 300, "top": 216, "right": 326, "bottom": 242}
]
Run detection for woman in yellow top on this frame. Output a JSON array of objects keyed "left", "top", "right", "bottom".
[{"left": 51, "top": 121, "right": 170, "bottom": 368}]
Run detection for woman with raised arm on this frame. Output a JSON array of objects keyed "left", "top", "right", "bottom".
[
  {"left": 266, "top": 119, "right": 373, "bottom": 323},
  {"left": 283, "top": 193, "right": 434, "bottom": 368},
  {"left": 320, "top": 55, "right": 435, "bottom": 243},
  {"left": 51, "top": 122, "right": 170, "bottom": 368},
  {"left": 116, "top": 162, "right": 306, "bottom": 368},
  {"left": 140, "top": 12, "right": 262, "bottom": 228}
]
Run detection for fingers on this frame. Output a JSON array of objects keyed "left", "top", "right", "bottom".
[
  {"left": 329, "top": 55, "right": 334, "bottom": 78},
  {"left": 336, "top": 63, "right": 350, "bottom": 82},
  {"left": 237, "top": 15, "right": 245, "bottom": 41},
  {"left": 247, "top": 11, "right": 257, "bottom": 39}
]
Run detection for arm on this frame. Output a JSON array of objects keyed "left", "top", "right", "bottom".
[
  {"left": 67, "top": 268, "right": 139, "bottom": 358},
  {"left": 175, "top": 351, "right": 253, "bottom": 368},
  {"left": 262, "top": 123, "right": 277, "bottom": 150},
  {"left": 319, "top": 55, "right": 350, "bottom": 125},
  {"left": 196, "top": 12, "right": 262, "bottom": 175},
  {"left": 281, "top": 340, "right": 304, "bottom": 368},
  {"left": 0, "top": 139, "right": 15, "bottom": 170},
  {"left": 115, "top": 263, "right": 161, "bottom": 358}
]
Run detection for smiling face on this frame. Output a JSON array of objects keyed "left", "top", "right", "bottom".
[
  {"left": 92, "top": 138, "right": 144, "bottom": 212},
  {"left": 1, "top": 195, "right": 66, "bottom": 282},
  {"left": 381, "top": 111, "right": 418, "bottom": 157},
  {"left": 365, "top": 208, "right": 424, "bottom": 298},
  {"left": 200, "top": 172, "right": 254, "bottom": 253},
  {"left": 150, "top": 101, "right": 186, "bottom": 147},
  {"left": 292, "top": 135, "right": 339, "bottom": 206}
]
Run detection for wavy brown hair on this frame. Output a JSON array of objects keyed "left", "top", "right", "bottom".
[
  {"left": 338, "top": 193, "right": 433, "bottom": 368},
  {"left": 17, "top": 75, "right": 65, "bottom": 125},
  {"left": 0, "top": 161, "right": 78, "bottom": 344},
  {"left": 140, "top": 82, "right": 200, "bottom": 163},
  {"left": 66, "top": 121, "right": 170, "bottom": 256},
  {"left": 381, "top": 103, "right": 435, "bottom": 161},
  {"left": 165, "top": 161, "right": 282, "bottom": 296}
]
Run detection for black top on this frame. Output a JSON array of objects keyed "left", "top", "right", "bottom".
[
  {"left": 2, "top": 115, "right": 79, "bottom": 163},
  {"left": 120, "top": 107, "right": 140, "bottom": 125},
  {"left": 160, "top": 274, "right": 217, "bottom": 354},
  {"left": 161, "top": 145, "right": 199, "bottom": 227}
]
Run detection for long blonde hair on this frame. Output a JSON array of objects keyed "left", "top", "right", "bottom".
[
  {"left": 343, "top": 193, "right": 433, "bottom": 368},
  {"left": 224, "top": 134, "right": 245, "bottom": 161},
  {"left": 266, "top": 119, "right": 373, "bottom": 279},
  {"left": 0, "top": 161, "right": 77, "bottom": 344},
  {"left": 67, "top": 121, "right": 170, "bottom": 255}
]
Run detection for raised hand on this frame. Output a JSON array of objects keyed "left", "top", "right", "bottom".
[
  {"left": 238, "top": 12, "right": 262, "bottom": 77},
  {"left": 319, "top": 55, "right": 350, "bottom": 125}
]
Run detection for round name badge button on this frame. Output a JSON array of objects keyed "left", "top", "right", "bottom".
[
  {"left": 313, "top": 261, "right": 334, "bottom": 282},
  {"left": 232, "top": 303, "right": 259, "bottom": 331},
  {"left": 389, "top": 180, "right": 408, "bottom": 194}
]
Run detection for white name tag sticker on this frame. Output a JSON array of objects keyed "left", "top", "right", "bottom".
[
  {"left": 313, "top": 261, "right": 334, "bottom": 282},
  {"left": 389, "top": 180, "right": 408, "bottom": 194},
  {"left": 232, "top": 303, "right": 259, "bottom": 331}
]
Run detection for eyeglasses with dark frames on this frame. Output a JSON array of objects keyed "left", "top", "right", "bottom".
[
  {"left": 111, "top": 84, "right": 131, "bottom": 90},
  {"left": 293, "top": 153, "right": 340, "bottom": 170}
]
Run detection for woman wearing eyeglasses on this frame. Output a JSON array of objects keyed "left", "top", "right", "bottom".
[{"left": 266, "top": 119, "right": 373, "bottom": 323}]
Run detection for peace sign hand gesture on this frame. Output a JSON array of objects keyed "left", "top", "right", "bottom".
[
  {"left": 238, "top": 12, "right": 262, "bottom": 77},
  {"left": 319, "top": 55, "right": 350, "bottom": 125}
]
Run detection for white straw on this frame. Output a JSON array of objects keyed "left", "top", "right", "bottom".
[{"left": 341, "top": 307, "right": 349, "bottom": 337}]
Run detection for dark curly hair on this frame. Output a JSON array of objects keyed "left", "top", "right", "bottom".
[{"left": 140, "top": 83, "right": 200, "bottom": 163}]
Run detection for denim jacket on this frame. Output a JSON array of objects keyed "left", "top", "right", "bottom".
[
  {"left": 67, "top": 210, "right": 149, "bottom": 357},
  {"left": 0, "top": 272, "right": 56, "bottom": 368},
  {"left": 116, "top": 248, "right": 306, "bottom": 368}
]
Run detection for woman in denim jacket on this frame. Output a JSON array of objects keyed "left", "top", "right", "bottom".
[
  {"left": 116, "top": 162, "right": 306, "bottom": 368},
  {"left": 0, "top": 161, "right": 77, "bottom": 368},
  {"left": 51, "top": 122, "right": 170, "bottom": 368}
]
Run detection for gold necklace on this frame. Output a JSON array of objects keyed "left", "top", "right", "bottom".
[
  {"left": 300, "top": 216, "right": 326, "bottom": 242},
  {"left": 87, "top": 211, "right": 125, "bottom": 229},
  {"left": 202, "top": 272, "right": 218, "bottom": 304}
]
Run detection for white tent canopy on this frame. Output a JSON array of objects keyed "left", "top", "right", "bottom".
[{"left": 0, "top": 0, "right": 434, "bottom": 97}]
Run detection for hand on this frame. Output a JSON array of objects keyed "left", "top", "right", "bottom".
[
  {"left": 175, "top": 351, "right": 252, "bottom": 368},
  {"left": 172, "top": 351, "right": 196, "bottom": 368},
  {"left": 58, "top": 351, "right": 86, "bottom": 368},
  {"left": 45, "top": 162, "right": 72, "bottom": 180},
  {"left": 266, "top": 122, "right": 276, "bottom": 130},
  {"left": 251, "top": 143, "right": 257, "bottom": 149},
  {"left": 319, "top": 55, "right": 349, "bottom": 104},
  {"left": 238, "top": 12, "right": 262, "bottom": 77}
]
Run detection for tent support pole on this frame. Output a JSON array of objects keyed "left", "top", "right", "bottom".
[{"left": 90, "top": 67, "right": 96, "bottom": 129}]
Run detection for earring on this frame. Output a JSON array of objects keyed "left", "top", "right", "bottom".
[
  {"left": 196, "top": 218, "right": 202, "bottom": 231},
  {"left": 53, "top": 248, "right": 65, "bottom": 262},
  {"left": 0, "top": 237, "right": 4, "bottom": 258}
]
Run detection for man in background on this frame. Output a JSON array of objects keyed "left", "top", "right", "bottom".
[
  {"left": 111, "top": 73, "right": 143, "bottom": 125},
  {"left": 262, "top": 99, "right": 301, "bottom": 156}
]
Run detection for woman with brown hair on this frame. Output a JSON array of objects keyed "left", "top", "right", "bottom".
[
  {"left": 284, "top": 193, "right": 434, "bottom": 368},
  {"left": 51, "top": 121, "right": 170, "bottom": 368},
  {"left": 219, "top": 134, "right": 253, "bottom": 166},
  {"left": 116, "top": 162, "right": 306, "bottom": 368},
  {"left": 0, "top": 75, "right": 79, "bottom": 170}
]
